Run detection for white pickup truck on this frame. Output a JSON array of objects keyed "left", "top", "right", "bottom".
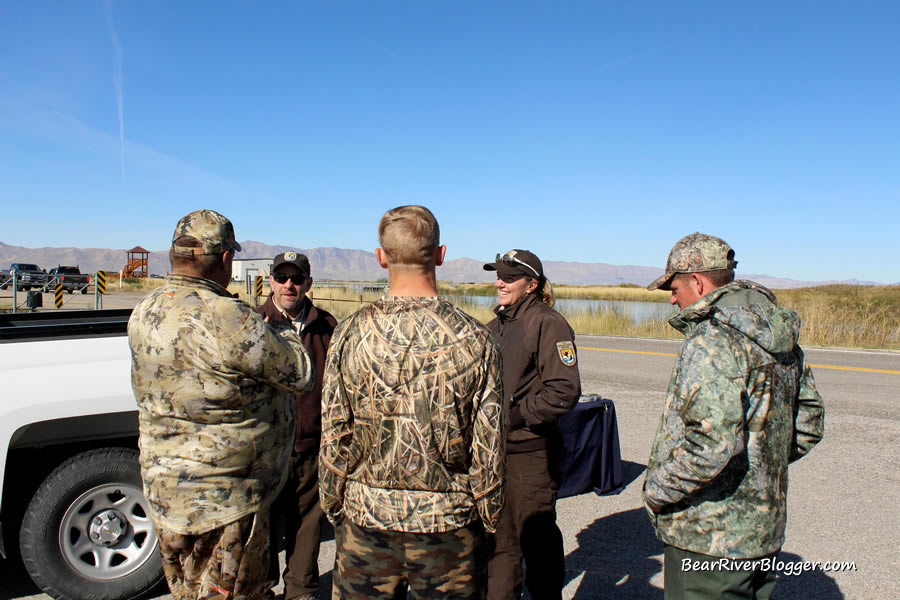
[{"left": 0, "top": 309, "right": 163, "bottom": 600}]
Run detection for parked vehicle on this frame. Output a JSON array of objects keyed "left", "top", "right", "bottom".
[
  {"left": 0, "top": 310, "right": 163, "bottom": 600},
  {"left": 47, "top": 265, "right": 91, "bottom": 294},
  {"left": 0, "top": 269, "right": 10, "bottom": 289},
  {"left": 5, "top": 263, "right": 49, "bottom": 291}
]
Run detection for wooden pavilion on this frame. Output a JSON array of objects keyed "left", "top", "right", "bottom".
[{"left": 124, "top": 246, "right": 150, "bottom": 278}]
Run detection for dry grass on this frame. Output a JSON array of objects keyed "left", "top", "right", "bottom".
[
  {"left": 776, "top": 285, "right": 900, "bottom": 350},
  {"left": 107, "top": 277, "right": 167, "bottom": 292},
  {"left": 438, "top": 282, "right": 670, "bottom": 302},
  {"left": 307, "top": 287, "right": 384, "bottom": 320},
  {"left": 7, "top": 277, "right": 896, "bottom": 350},
  {"left": 552, "top": 284, "right": 670, "bottom": 303},
  {"left": 563, "top": 305, "right": 679, "bottom": 339},
  {"left": 444, "top": 295, "right": 678, "bottom": 337},
  {"left": 444, "top": 283, "right": 900, "bottom": 350},
  {"left": 438, "top": 282, "right": 495, "bottom": 297}
]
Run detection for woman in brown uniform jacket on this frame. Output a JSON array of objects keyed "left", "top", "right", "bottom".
[{"left": 483, "top": 249, "right": 582, "bottom": 600}]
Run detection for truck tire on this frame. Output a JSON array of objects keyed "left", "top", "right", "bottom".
[{"left": 19, "top": 448, "right": 164, "bottom": 600}]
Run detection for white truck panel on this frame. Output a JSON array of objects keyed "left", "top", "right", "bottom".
[{"left": 0, "top": 336, "right": 134, "bottom": 503}]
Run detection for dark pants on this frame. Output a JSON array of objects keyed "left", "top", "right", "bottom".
[
  {"left": 487, "top": 449, "right": 564, "bottom": 600},
  {"left": 334, "top": 520, "right": 487, "bottom": 600},
  {"left": 664, "top": 545, "right": 778, "bottom": 600},
  {"left": 270, "top": 451, "right": 324, "bottom": 599}
]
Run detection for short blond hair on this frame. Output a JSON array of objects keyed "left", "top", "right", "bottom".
[{"left": 378, "top": 205, "right": 440, "bottom": 268}]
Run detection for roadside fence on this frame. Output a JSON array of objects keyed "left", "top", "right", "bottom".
[{"left": 0, "top": 270, "right": 107, "bottom": 313}]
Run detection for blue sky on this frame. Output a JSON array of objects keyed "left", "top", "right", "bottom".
[{"left": 1, "top": 1, "right": 898, "bottom": 283}]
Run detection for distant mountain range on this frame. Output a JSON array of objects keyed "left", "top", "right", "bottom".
[{"left": 0, "top": 240, "right": 888, "bottom": 288}]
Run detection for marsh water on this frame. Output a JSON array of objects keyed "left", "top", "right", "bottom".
[{"left": 447, "top": 295, "right": 677, "bottom": 324}]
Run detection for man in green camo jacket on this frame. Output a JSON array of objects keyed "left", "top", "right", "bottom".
[{"left": 643, "top": 233, "right": 825, "bottom": 599}]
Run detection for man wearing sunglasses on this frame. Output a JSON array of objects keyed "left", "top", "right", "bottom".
[{"left": 257, "top": 252, "right": 337, "bottom": 600}]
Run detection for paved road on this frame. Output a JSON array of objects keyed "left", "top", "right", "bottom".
[{"left": 3, "top": 334, "right": 897, "bottom": 599}]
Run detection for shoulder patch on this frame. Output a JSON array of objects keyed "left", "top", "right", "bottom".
[{"left": 556, "top": 341, "right": 577, "bottom": 366}]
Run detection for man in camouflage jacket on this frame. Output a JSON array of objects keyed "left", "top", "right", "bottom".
[
  {"left": 319, "top": 206, "right": 505, "bottom": 599},
  {"left": 643, "top": 233, "right": 825, "bottom": 600},
  {"left": 129, "top": 210, "right": 314, "bottom": 600}
]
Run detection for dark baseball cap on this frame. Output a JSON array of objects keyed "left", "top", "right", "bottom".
[
  {"left": 647, "top": 232, "right": 738, "bottom": 291},
  {"left": 272, "top": 252, "right": 311, "bottom": 277},
  {"left": 171, "top": 209, "right": 242, "bottom": 256},
  {"left": 484, "top": 249, "right": 544, "bottom": 280}
]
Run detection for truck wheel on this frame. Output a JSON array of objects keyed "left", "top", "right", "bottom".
[
  {"left": 82, "top": 287, "right": 88, "bottom": 294},
  {"left": 19, "top": 448, "right": 163, "bottom": 600}
]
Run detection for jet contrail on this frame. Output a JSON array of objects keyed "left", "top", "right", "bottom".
[{"left": 104, "top": 0, "right": 125, "bottom": 183}]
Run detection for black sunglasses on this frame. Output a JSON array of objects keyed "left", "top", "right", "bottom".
[
  {"left": 272, "top": 272, "right": 306, "bottom": 285},
  {"left": 496, "top": 252, "right": 541, "bottom": 279}
]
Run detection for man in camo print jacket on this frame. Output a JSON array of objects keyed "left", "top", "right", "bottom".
[
  {"left": 643, "top": 233, "right": 825, "bottom": 600},
  {"left": 319, "top": 206, "right": 505, "bottom": 599},
  {"left": 129, "top": 209, "right": 314, "bottom": 600}
]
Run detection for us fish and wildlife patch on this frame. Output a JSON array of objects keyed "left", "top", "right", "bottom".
[{"left": 557, "top": 341, "right": 577, "bottom": 366}]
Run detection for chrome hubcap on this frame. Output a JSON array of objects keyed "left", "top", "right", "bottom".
[{"left": 89, "top": 509, "right": 128, "bottom": 546}]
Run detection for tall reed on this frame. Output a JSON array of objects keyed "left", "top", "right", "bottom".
[
  {"left": 445, "top": 283, "right": 900, "bottom": 349},
  {"left": 92, "top": 278, "right": 900, "bottom": 350},
  {"left": 551, "top": 284, "right": 671, "bottom": 303},
  {"left": 777, "top": 285, "right": 899, "bottom": 350}
]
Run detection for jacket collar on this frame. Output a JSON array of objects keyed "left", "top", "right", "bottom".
[
  {"left": 165, "top": 273, "right": 233, "bottom": 297},
  {"left": 494, "top": 292, "right": 540, "bottom": 321},
  {"left": 668, "top": 280, "right": 779, "bottom": 334},
  {"left": 265, "top": 294, "right": 315, "bottom": 326}
]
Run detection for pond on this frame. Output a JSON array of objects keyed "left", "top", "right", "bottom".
[{"left": 446, "top": 295, "right": 677, "bottom": 324}]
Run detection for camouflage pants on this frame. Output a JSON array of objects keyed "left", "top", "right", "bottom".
[
  {"left": 156, "top": 510, "right": 271, "bottom": 600},
  {"left": 334, "top": 519, "right": 487, "bottom": 600}
]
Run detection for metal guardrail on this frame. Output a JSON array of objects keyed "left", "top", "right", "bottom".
[
  {"left": 3, "top": 273, "right": 387, "bottom": 314},
  {"left": 1, "top": 271, "right": 104, "bottom": 313},
  {"left": 316, "top": 280, "right": 388, "bottom": 291}
]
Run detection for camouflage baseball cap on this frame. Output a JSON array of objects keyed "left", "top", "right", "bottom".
[
  {"left": 171, "top": 209, "right": 242, "bottom": 256},
  {"left": 647, "top": 232, "right": 738, "bottom": 291}
]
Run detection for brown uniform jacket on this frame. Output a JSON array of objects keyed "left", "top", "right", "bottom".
[
  {"left": 487, "top": 293, "right": 582, "bottom": 453},
  {"left": 257, "top": 294, "right": 337, "bottom": 454}
]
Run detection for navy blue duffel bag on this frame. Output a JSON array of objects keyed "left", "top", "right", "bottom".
[{"left": 557, "top": 394, "right": 625, "bottom": 498}]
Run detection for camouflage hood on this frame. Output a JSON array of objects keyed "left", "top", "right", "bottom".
[{"left": 668, "top": 280, "right": 800, "bottom": 355}]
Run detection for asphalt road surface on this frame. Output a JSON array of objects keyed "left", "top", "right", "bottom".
[{"left": 2, "top": 334, "right": 897, "bottom": 599}]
